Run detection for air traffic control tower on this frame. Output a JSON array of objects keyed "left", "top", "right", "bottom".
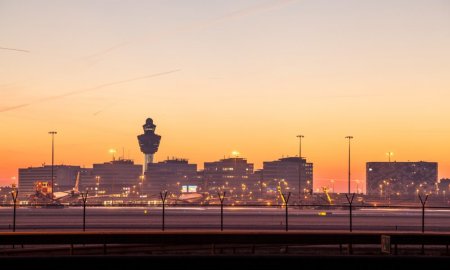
[{"left": 137, "top": 118, "right": 161, "bottom": 173}]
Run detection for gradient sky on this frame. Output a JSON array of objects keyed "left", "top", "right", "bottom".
[{"left": 1, "top": 0, "right": 449, "bottom": 192}]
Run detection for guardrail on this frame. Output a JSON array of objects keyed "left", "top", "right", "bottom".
[{"left": 1, "top": 231, "right": 450, "bottom": 256}]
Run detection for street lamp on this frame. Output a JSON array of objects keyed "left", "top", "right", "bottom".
[
  {"left": 296, "top": 135, "right": 304, "bottom": 202},
  {"left": 109, "top": 149, "right": 117, "bottom": 161},
  {"left": 49, "top": 131, "right": 57, "bottom": 200},
  {"left": 95, "top": 176, "right": 100, "bottom": 196},
  {"left": 386, "top": 152, "right": 394, "bottom": 162},
  {"left": 345, "top": 136, "right": 353, "bottom": 194},
  {"left": 139, "top": 174, "right": 145, "bottom": 194},
  {"left": 330, "top": 179, "right": 335, "bottom": 193}
]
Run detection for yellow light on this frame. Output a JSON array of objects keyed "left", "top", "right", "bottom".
[
  {"left": 318, "top": 212, "right": 327, "bottom": 216},
  {"left": 231, "top": 150, "right": 240, "bottom": 157}
]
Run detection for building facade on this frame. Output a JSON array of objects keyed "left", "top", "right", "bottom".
[
  {"left": 145, "top": 158, "right": 198, "bottom": 196},
  {"left": 92, "top": 159, "right": 142, "bottom": 195},
  {"left": 262, "top": 157, "right": 313, "bottom": 196},
  {"left": 437, "top": 178, "right": 450, "bottom": 196},
  {"left": 366, "top": 161, "right": 438, "bottom": 196},
  {"left": 203, "top": 157, "right": 254, "bottom": 198},
  {"left": 18, "top": 165, "right": 81, "bottom": 200}
]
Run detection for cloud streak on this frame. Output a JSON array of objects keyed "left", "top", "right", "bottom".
[
  {"left": 81, "top": 0, "right": 298, "bottom": 64},
  {"left": 0, "top": 47, "right": 30, "bottom": 53},
  {"left": 0, "top": 69, "right": 180, "bottom": 113}
]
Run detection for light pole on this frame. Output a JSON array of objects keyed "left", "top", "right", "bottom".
[
  {"left": 386, "top": 152, "right": 394, "bottom": 162},
  {"left": 331, "top": 179, "right": 335, "bottom": 193},
  {"left": 109, "top": 149, "right": 117, "bottom": 161},
  {"left": 139, "top": 174, "right": 145, "bottom": 195},
  {"left": 49, "top": 131, "right": 57, "bottom": 200},
  {"left": 296, "top": 135, "right": 304, "bottom": 202},
  {"left": 95, "top": 176, "right": 100, "bottom": 196},
  {"left": 345, "top": 136, "right": 353, "bottom": 194}
]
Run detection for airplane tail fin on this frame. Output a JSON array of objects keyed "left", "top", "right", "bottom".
[{"left": 74, "top": 172, "right": 80, "bottom": 193}]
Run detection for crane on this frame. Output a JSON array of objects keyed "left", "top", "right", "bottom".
[{"left": 322, "top": 187, "right": 333, "bottom": 205}]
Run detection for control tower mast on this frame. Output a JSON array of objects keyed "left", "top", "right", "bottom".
[{"left": 137, "top": 118, "right": 161, "bottom": 173}]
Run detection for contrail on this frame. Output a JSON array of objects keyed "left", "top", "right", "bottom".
[
  {"left": 0, "top": 47, "right": 30, "bottom": 53},
  {"left": 82, "top": 0, "right": 298, "bottom": 63},
  {"left": 0, "top": 69, "right": 180, "bottom": 113},
  {"left": 0, "top": 103, "right": 31, "bottom": 112},
  {"left": 40, "top": 69, "right": 180, "bottom": 101},
  {"left": 93, "top": 101, "right": 118, "bottom": 116},
  {"left": 201, "top": 0, "right": 298, "bottom": 27}
]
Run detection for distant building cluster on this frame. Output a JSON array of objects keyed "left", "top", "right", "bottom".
[
  {"left": 17, "top": 155, "right": 313, "bottom": 203},
  {"left": 13, "top": 118, "right": 445, "bottom": 205},
  {"left": 366, "top": 162, "right": 438, "bottom": 197}
]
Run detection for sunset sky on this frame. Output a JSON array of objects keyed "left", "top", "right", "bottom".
[{"left": 1, "top": 0, "right": 449, "bottom": 192}]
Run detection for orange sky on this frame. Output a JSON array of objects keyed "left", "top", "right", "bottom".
[{"left": 1, "top": 0, "right": 450, "bottom": 192}]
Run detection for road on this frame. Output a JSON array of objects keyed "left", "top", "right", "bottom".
[{"left": 1, "top": 206, "right": 450, "bottom": 232}]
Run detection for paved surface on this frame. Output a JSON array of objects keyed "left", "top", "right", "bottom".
[{"left": 1, "top": 207, "right": 450, "bottom": 231}]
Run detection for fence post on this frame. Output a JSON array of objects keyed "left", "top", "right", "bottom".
[
  {"left": 218, "top": 191, "right": 226, "bottom": 231},
  {"left": 345, "top": 193, "right": 355, "bottom": 255},
  {"left": 81, "top": 191, "right": 88, "bottom": 232},
  {"left": 418, "top": 194, "right": 429, "bottom": 255},
  {"left": 11, "top": 189, "right": 18, "bottom": 232},
  {"left": 345, "top": 193, "right": 355, "bottom": 232},
  {"left": 160, "top": 191, "right": 168, "bottom": 231},
  {"left": 418, "top": 194, "right": 428, "bottom": 233},
  {"left": 280, "top": 192, "right": 291, "bottom": 231}
]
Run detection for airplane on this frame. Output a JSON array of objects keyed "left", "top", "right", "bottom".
[
  {"left": 166, "top": 192, "right": 209, "bottom": 205},
  {"left": 30, "top": 172, "right": 82, "bottom": 204},
  {"left": 52, "top": 172, "right": 82, "bottom": 201}
]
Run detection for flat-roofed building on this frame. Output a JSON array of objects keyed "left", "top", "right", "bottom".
[
  {"left": 18, "top": 165, "right": 81, "bottom": 200},
  {"left": 145, "top": 158, "right": 197, "bottom": 197},
  {"left": 262, "top": 157, "right": 313, "bottom": 195},
  {"left": 366, "top": 161, "right": 438, "bottom": 196},
  {"left": 92, "top": 159, "right": 142, "bottom": 195},
  {"left": 203, "top": 157, "right": 254, "bottom": 198}
]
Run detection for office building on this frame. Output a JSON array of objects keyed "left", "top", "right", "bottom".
[
  {"left": 203, "top": 157, "right": 254, "bottom": 197},
  {"left": 366, "top": 161, "right": 438, "bottom": 196},
  {"left": 145, "top": 158, "right": 198, "bottom": 196},
  {"left": 18, "top": 165, "right": 81, "bottom": 200},
  {"left": 438, "top": 178, "right": 450, "bottom": 195},
  {"left": 262, "top": 157, "right": 313, "bottom": 195},
  {"left": 92, "top": 159, "right": 142, "bottom": 195}
]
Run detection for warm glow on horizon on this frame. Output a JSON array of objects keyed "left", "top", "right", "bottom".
[{"left": 1, "top": 0, "right": 450, "bottom": 193}]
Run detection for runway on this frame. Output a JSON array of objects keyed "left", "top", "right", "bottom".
[{"left": 1, "top": 206, "right": 450, "bottom": 232}]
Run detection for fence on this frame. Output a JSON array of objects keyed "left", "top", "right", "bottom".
[{"left": 1, "top": 193, "right": 449, "bottom": 233}]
